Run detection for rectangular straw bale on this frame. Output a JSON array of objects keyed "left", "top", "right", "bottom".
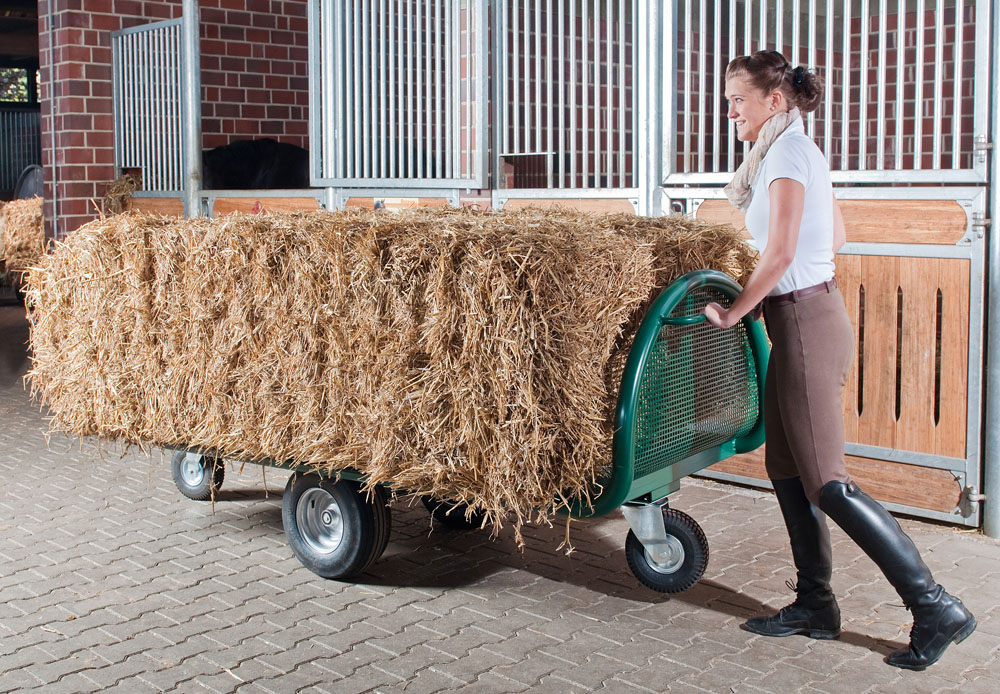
[
  {"left": 25, "top": 207, "right": 754, "bottom": 539},
  {"left": 1, "top": 196, "right": 45, "bottom": 276}
]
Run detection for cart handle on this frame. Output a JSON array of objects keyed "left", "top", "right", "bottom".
[{"left": 661, "top": 314, "right": 707, "bottom": 326}]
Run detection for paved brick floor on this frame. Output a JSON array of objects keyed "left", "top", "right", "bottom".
[{"left": 1, "top": 303, "right": 998, "bottom": 693}]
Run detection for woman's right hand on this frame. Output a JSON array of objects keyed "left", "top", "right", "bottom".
[{"left": 704, "top": 302, "right": 735, "bottom": 329}]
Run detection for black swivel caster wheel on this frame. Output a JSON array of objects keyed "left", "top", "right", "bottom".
[
  {"left": 171, "top": 450, "right": 225, "bottom": 501},
  {"left": 625, "top": 508, "right": 709, "bottom": 593},
  {"left": 421, "top": 496, "right": 486, "bottom": 530},
  {"left": 282, "top": 473, "right": 392, "bottom": 579}
]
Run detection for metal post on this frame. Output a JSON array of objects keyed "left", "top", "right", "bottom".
[
  {"left": 983, "top": 0, "right": 999, "bottom": 539},
  {"left": 639, "top": 0, "right": 663, "bottom": 217},
  {"left": 181, "top": 0, "right": 202, "bottom": 217}
]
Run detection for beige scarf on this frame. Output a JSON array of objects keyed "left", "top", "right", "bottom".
[{"left": 724, "top": 107, "right": 801, "bottom": 211}]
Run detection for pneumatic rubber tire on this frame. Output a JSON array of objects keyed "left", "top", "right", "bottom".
[
  {"left": 171, "top": 450, "right": 225, "bottom": 501},
  {"left": 625, "top": 508, "right": 709, "bottom": 593},
  {"left": 282, "top": 473, "right": 391, "bottom": 579}
]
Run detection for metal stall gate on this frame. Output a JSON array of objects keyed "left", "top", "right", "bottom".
[
  {"left": 492, "top": 0, "right": 644, "bottom": 211},
  {"left": 0, "top": 104, "right": 41, "bottom": 197},
  {"left": 664, "top": 0, "right": 990, "bottom": 526},
  {"left": 111, "top": 18, "right": 185, "bottom": 195},
  {"left": 308, "top": 0, "right": 489, "bottom": 208}
]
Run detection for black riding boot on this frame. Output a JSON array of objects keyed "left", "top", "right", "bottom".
[
  {"left": 742, "top": 478, "right": 841, "bottom": 639},
  {"left": 818, "top": 481, "right": 976, "bottom": 670}
]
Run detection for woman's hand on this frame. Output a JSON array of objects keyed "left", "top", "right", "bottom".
[{"left": 704, "top": 302, "right": 737, "bottom": 329}]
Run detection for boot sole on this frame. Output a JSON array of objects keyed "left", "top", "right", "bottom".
[
  {"left": 740, "top": 622, "right": 841, "bottom": 640},
  {"left": 886, "top": 616, "right": 977, "bottom": 671}
]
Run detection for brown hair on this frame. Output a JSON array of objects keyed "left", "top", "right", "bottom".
[{"left": 726, "top": 50, "right": 823, "bottom": 113}]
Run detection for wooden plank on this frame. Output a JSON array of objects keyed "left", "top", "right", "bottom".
[
  {"left": 856, "top": 255, "right": 899, "bottom": 449},
  {"left": 835, "top": 255, "right": 862, "bottom": 444},
  {"left": 704, "top": 450, "right": 961, "bottom": 513},
  {"left": 127, "top": 197, "right": 184, "bottom": 216},
  {"left": 695, "top": 199, "right": 967, "bottom": 244},
  {"left": 502, "top": 198, "right": 636, "bottom": 214},
  {"left": 211, "top": 197, "right": 320, "bottom": 216},
  {"left": 895, "top": 257, "right": 938, "bottom": 454},
  {"left": 937, "top": 259, "right": 970, "bottom": 458}
]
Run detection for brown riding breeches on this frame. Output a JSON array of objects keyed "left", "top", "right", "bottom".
[{"left": 762, "top": 287, "right": 854, "bottom": 504}]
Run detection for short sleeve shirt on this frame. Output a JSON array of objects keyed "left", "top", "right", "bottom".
[{"left": 743, "top": 119, "right": 835, "bottom": 295}]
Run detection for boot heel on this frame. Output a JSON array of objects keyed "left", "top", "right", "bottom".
[
  {"left": 806, "top": 628, "right": 840, "bottom": 640},
  {"left": 953, "top": 617, "right": 977, "bottom": 645}
]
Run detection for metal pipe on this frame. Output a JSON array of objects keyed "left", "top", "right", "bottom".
[
  {"left": 983, "top": 0, "right": 1000, "bottom": 538},
  {"left": 840, "top": 0, "right": 850, "bottom": 170},
  {"left": 697, "top": 0, "right": 705, "bottom": 172},
  {"left": 181, "top": 0, "right": 202, "bottom": 217},
  {"left": 558, "top": 0, "right": 565, "bottom": 187},
  {"left": 932, "top": 0, "right": 944, "bottom": 168},
  {"left": 876, "top": 0, "right": 887, "bottom": 169},
  {"left": 952, "top": 0, "right": 964, "bottom": 170},
  {"left": 915, "top": 0, "right": 925, "bottom": 168},
  {"left": 895, "top": 0, "right": 905, "bottom": 169}
]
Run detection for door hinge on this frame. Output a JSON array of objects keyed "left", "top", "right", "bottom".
[
  {"left": 972, "top": 212, "right": 991, "bottom": 239},
  {"left": 974, "top": 135, "right": 993, "bottom": 163},
  {"left": 959, "top": 486, "right": 986, "bottom": 518}
]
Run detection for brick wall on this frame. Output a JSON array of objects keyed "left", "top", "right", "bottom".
[{"left": 38, "top": 0, "right": 309, "bottom": 237}]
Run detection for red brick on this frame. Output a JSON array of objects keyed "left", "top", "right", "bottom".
[
  {"left": 234, "top": 119, "right": 260, "bottom": 134},
  {"left": 226, "top": 41, "right": 252, "bottom": 58},
  {"left": 63, "top": 148, "right": 95, "bottom": 165},
  {"left": 86, "top": 131, "right": 115, "bottom": 149}
]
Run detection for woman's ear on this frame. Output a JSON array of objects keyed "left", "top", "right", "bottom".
[{"left": 769, "top": 90, "right": 785, "bottom": 112}]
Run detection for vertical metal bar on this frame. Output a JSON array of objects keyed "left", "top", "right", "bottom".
[
  {"left": 684, "top": 0, "right": 692, "bottom": 172},
  {"left": 841, "top": 0, "right": 850, "bottom": 169},
  {"left": 582, "top": 0, "right": 589, "bottom": 185},
  {"left": 952, "top": 0, "right": 964, "bottom": 169},
  {"left": 182, "top": 0, "right": 202, "bottom": 215},
  {"left": 435, "top": 0, "right": 442, "bottom": 179},
  {"left": 154, "top": 27, "right": 163, "bottom": 190},
  {"left": 807, "top": 0, "right": 816, "bottom": 134},
  {"left": 983, "top": 0, "right": 1000, "bottom": 539},
  {"left": 379, "top": 0, "right": 387, "bottom": 179},
  {"left": 746, "top": 0, "right": 753, "bottom": 65},
  {"left": 777, "top": 0, "right": 784, "bottom": 51},
  {"left": 523, "top": 0, "right": 531, "bottom": 153},
  {"left": 558, "top": 0, "right": 565, "bottom": 187},
  {"left": 390, "top": 0, "right": 398, "bottom": 178},
  {"left": 792, "top": 0, "right": 800, "bottom": 64},
  {"left": 895, "top": 0, "right": 905, "bottom": 169},
  {"left": 759, "top": 0, "right": 766, "bottom": 49},
  {"left": 332, "top": 1, "right": 343, "bottom": 178},
  {"left": 406, "top": 0, "right": 414, "bottom": 177},
  {"left": 823, "top": 0, "right": 833, "bottom": 161},
  {"left": 165, "top": 27, "right": 174, "bottom": 190},
  {"left": 728, "top": 0, "right": 736, "bottom": 171},
  {"left": 712, "top": 1, "right": 721, "bottom": 173},
  {"left": 876, "top": 0, "right": 887, "bottom": 169},
  {"left": 112, "top": 36, "right": 121, "bottom": 177},
  {"left": 547, "top": 0, "right": 554, "bottom": 188},
  {"left": 618, "top": 0, "right": 625, "bottom": 187},
  {"left": 466, "top": 0, "right": 472, "bottom": 178},
  {"left": 570, "top": 0, "right": 577, "bottom": 187},
  {"left": 914, "top": 0, "right": 925, "bottom": 168},
  {"left": 698, "top": 0, "right": 706, "bottom": 172},
  {"left": 536, "top": 0, "right": 543, "bottom": 160},
  {"left": 932, "top": 0, "right": 944, "bottom": 168},
  {"left": 362, "top": 0, "right": 371, "bottom": 179},
  {"left": 446, "top": 0, "right": 453, "bottom": 178},
  {"left": 859, "top": 0, "right": 871, "bottom": 170},
  {"left": 513, "top": 0, "right": 520, "bottom": 155},
  {"left": 416, "top": 0, "right": 424, "bottom": 177},
  {"left": 606, "top": 0, "right": 613, "bottom": 186},
  {"left": 424, "top": 0, "right": 432, "bottom": 178},
  {"left": 594, "top": 0, "right": 602, "bottom": 185}
]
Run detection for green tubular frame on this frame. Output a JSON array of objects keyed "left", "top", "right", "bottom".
[{"left": 570, "top": 269, "right": 769, "bottom": 519}]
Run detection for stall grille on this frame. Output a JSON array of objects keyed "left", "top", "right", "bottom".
[{"left": 0, "top": 104, "right": 41, "bottom": 195}]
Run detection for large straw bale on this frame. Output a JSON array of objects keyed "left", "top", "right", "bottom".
[
  {"left": 26, "top": 207, "right": 754, "bottom": 539},
  {"left": 1, "top": 196, "right": 45, "bottom": 276}
]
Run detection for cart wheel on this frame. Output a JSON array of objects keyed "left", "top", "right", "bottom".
[
  {"left": 171, "top": 450, "right": 225, "bottom": 500},
  {"left": 421, "top": 496, "right": 486, "bottom": 530},
  {"left": 282, "top": 473, "right": 392, "bottom": 579},
  {"left": 625, "top": 508, "right": 709, "bottom": 593}
]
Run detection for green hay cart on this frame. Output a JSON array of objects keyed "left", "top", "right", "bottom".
[{"left": 170, "top": 269, "right": 768, "bottom": 593}]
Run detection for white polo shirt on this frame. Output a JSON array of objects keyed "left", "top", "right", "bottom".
[{"left": 743, "top": 119, "right": 836, "bottom": 296}]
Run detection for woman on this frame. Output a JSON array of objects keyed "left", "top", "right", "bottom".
[{"left": 704, "top": 50, "right": 975, "bottom": 671}]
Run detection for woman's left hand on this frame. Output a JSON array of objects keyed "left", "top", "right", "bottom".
[{"left": 704, "top": 302, "right": 737, "bottom": 329}]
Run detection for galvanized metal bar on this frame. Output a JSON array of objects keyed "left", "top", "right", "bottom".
[
  {"left": 932, "top": 0, "right": 944, "bottom": 168},
  {"left": 141, "top": 29, "right": 150, "bottom": 188},
  {"left": 684, "top": 0, "right": 692, "bottom": 172},
  {"left": 582, "top": 0, "right": 589, "bottom": 185},
  {"left": 467, "top": 0, "right": 474, "bottom": 178},
  {"left": 594, "top": 0, "right": 602, "bottom": 184},
  {"left": 807, "top": 0, "right": 816, "bottom": 134},
  {"left": 914, "top": 0, "right": 925, "bottom": 168},
  {"left": 156, "top": 26, "right": 166, "bottom": 190},
  {"left": 858, "top": 0, "right": 869, "bottom": 169},
  {"left": 379, "top": 0, "right": 387, "bottom": 179},
  {"left": 435, "top": 0, "right": 442, "bottom": 180},
  {"left": 840, "top": 0, "right": 850, "bottom": 170},
  {"left": 895, "top": 0, "right": 905, "bottom": 169},
  {"left": 523, "top": 0, "right": 531, "bottom": 153},
  {"left": 876, "top": 0, "right": 887, "bottom": 169},
  {"left": 111, "top": 36, "right": 121, "bottom": 176},
  {"left": 570, "top": 0, "right": 577, "bottom": 186},
  {"left": 952, "top": 0, "right": 964, "bottom": 170},
  {"left": 513, "top": 0, "right": 520, "bottom": 155},
  {"left": 547, "top": 1, "right": 555, "bottom": 188},
  {"left": 759, "top": 0, "right": 766, "bottom": 49},
  {"left": 776, "top": 0, "right": 784, "bottom": 51},
  {"left": 558, "top": 0, "right": 566, "bottom": 187},
  {"left": 362, "top": 0, "right": 371, "bottom": 178},
  {"left": 823, "top": 0, "right": 832, "bottom": 161},
  {"left": 416, "top": 0, "right": 425, "bottom": 177},
  {"left": 984, "top": 0, "right": 1000, "bottom": 538},
  {"left": 618, "top": 0, "right": 626, "bottom": 187},
  {"left": 607, "top": 0, "right": 614, "bottom": 186},
  {"left": 792, "top": 0, "right": 800, "bottom": 63},
  {"left": 181, "top": 0, "right": 201, "bottom": 215},
  {"left": 728, "top": 0, "right": 736, "bottom": 171},
  {"left": 712, "top": 2, "right": 720, "bottom": 172},
  {"left": 406, "top": 0, "right": 414, "bottom": 177},
  {"left": 697, "top": 0, "right": 706, "bottom": 172},
  {"left": 447, "top": 0, "right": 454, "bottom": 177}
]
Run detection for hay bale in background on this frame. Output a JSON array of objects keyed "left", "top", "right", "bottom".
[
  {"left": 102, "top": 174, "right": 142, "bottom": 215},
  {"left": 26, "top": 207, "right": 754, "bottom": 539},
  {"left": 0, "top": 196, "right": 45, "bottom": 277}
]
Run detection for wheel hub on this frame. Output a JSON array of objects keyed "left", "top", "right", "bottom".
[
  {"left": 179, "top": 453, "right": 206, "bottom": 487},
  {"left": 297, "top": 488, "right": 344, "bottom": 555},
  {"left": 644, "top": 535, "right": 685, "bottom": 574}
]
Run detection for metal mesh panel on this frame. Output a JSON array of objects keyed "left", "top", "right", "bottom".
[
  {"left": 0, "top": 106, "right": 41, "bottom": 194},
  {"left": 633, "top": 287, "right": 759, "bottom": 479}
]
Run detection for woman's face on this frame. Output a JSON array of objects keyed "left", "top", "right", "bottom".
[{"left": 725, "top": 76, "right": 779, "bottom": 142}]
